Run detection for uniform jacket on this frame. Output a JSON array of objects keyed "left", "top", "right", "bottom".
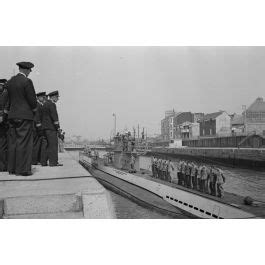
[
  {"left": 42, "top": 99, "right": 59, "bottom": 131},
  {"left": 216, "top": 169, "right": 225, "bottom": 184},
  {"left": 34, "top": 101, "right": 43, "bottom": 125},
  {"left": 0, "top": 89, "right": 9, "bottom": 135},
  {"left": 0, "top": 89, "right": 8, "bottom": 117},
  {"left": 4, "top": 74, "right": 37, "bottom": 120}
]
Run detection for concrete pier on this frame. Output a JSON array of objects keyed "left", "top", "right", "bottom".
[{"left": 0, "top": 153, "right": 115, "bottom": 219}]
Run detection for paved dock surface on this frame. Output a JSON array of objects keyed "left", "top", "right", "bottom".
[
  {"left": 0, "top": 152, "right": 90, "bottom": 181},
  {"left": 0, "top": 153, "right": 115, "bottom": 219}
]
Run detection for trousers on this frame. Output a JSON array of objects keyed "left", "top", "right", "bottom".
[
  {"left": 45, "top": 130, "right": 58, "bottom": 165},
  {"left": 40, "top": 137, "right": 48, "bottom": 165},
  {"left": 7, "top": 119, "right": 33, "bottom": 174},
  {"left": 0, "top": 133, "right": 7, "bottom": 171},
  {"left": 32, "top": 127, "right": 41, "bottom": 164}
]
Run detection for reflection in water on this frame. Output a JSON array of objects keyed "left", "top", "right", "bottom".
[{"left": 108, "top": 190, "right": 174, "bottom": 219}]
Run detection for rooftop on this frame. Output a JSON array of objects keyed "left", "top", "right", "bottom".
[
  {"left": 231, "top": 114, "right": 244, "bottom": 125},
  {"left": 201, "top": 111, "right": 224, "bottom": 121},
  {"left": 247, "top": 97, "right": 265, "bottom": 113}
]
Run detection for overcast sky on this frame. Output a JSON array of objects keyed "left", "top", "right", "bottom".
[{"left": 0, "top": 46, "right": 264, "bottom": 140}]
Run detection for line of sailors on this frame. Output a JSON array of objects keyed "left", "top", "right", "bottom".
[
  {"left": 0, "top": 61, "right": 63, "bottom": 176},
  {"left": 151, "top": 157, "right": 226, "bottom": 198}
]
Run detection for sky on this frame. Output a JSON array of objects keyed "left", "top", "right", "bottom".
[{"left": 0, "top": 46, "right": 264, "bottom": 140}]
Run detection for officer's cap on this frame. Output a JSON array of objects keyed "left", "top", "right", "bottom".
[
  {"left": 16, "top": 61, "right": 34, "bottom": 70},
  {"left": 0, "top": 79, "right": 7, "bottom": 84},
  {"left": 36, "top": 91, "right": 46, "bottom": 97},
  {"left": 48, "top": 90, "right": 59, "bottom": 97}
]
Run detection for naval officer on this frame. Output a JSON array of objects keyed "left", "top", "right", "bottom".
[
  {"left": 0, "top": 79, "right": 8, "bottom": 171},
  {"left": 4, "top": 62, "right": 37, "bottom": 176},
  {"left": 37, "top": 92, "right": 48, "bottom": 166},
  {"left": 32, "top": 91, "right": 46, "bottom": 165},
  {"left": 42, "top": 90, "right": 63, "bottom": 166}
]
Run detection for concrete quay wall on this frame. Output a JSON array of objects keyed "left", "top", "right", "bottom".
[
  {"left": 150, "top": 147, "right": 265, "bottom": 169},
  {"left": 0, "top": 152, "right": 115, "bottom": 219}
]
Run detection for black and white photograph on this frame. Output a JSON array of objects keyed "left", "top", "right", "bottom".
[
  {"left": 1, "top": 46, "right": 265, "bottom": 219},
  {"left": 1, "top": 1, "right": 265, "bottom": 265}
]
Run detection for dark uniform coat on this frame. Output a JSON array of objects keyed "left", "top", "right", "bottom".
[
  {"left": 42, "top": 100, "right": 59, "bottom": 131},
  {"left": 42, "top": 99, "right": 60, "bottom": 165},
  {"left": 4, "top": 73, "right": 37, "bottom": 174},
  {"left": 0, "top": 89, "right": 8, "bottom": 171},
  {"left": 32, "top": 101, "right": 43, "bottom": 165}
]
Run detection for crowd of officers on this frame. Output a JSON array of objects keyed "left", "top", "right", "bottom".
[
  {"left": 151, "top": 157, "right": 226, "bottom": 198},
  {"left": 0, "top": 61, "right": 64, "bottom": 176}
]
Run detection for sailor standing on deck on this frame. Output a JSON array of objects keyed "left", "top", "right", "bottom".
[
  {"left": 155, "top": 157, "right": 159, "bottom": 178},
  {"left": 176, "top": 161, "right": 181, "bottom": 185},
  {"left": 200, "top": 165, "right": 208, "bottom": 193},
  {"left": 166, "top": 160, "right": 171, "bottom": 182},
  {"left": 205, "top": 165, "right": 211, "bottom": 194},
  {"left": 181, "top": 161, "right": 186, "bottom": 186},
  {"left": 190, "top": 163, "right": 196, "bottom": 190},
  {"left": 162, "top": 159, "right": 166, "bottom": 180},
  {"left": 178, "top": 161, "right": 183, "bottom": 185},
  {"left": 162, "top": 159, "right": 167, "bottom": 181},
  {"left": 42, "top": 90, "right": 63, "bottom": 167},
  {"left": 193, "top": 163, "right": 199, "bottom": 190},
  {"left": 153, "top": 157, "right": 158, "bottom": 178},
  {"left": 188, "top": 162, "right": 193, "bottom": 188},
  {"left": 180, "top": 161, "right": 185, "bottom": 186},
  {"left": 0, "top": 79, "right": 8, "bottom": 172},
  {"left": 157, "top": 158, "right": 162, "bottom": 179},
  {"left": 158, "top": 158, "right": 162, "bottom": 180},
  {"left": 167, "top": 160, "right": 174, "bottom": 182},
  {"left": 4, "top": 62, "right": 37, "bottom": 176},
  {"left": 129, "top": 154, "right": 136, "bottom": 173},
  {"left": 185, "top": 161, "right": 190, "bottom": 187},
  {"left": 216, "top": 168, "right": 225, "bottom": 198},
  {"left": 209, "top": 166, "right": 216, "bottom": 196},
  {"left": 151, "top": 156, "right": 155, "bottom": 177},
  {"left": 197, "top": 165, "right": 202, "bottom": 191}
]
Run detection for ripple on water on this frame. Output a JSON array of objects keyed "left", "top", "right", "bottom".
[{"left": 108, "top": 190, "right": 176, "bottom": 219}]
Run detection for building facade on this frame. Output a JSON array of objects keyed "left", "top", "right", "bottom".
[
  {"left": 193, "top": 112, "right": 204, "bottom": 122},
  {"left": 179, "top": 121, "right": 200, "bottom": 139},
  {"left": 161, "top": 110, "right": 176, "bottom": 140},
  {"left": 231, "top": 114, "right": 244, "bottom": 134},
  {"left": 245, "top": 97, "right": 265, "bottom": 135},
  {"left": 161, "top": 110, "right": 204, "bottom": 139},
  {"left": 199, "top": 111, "right": 231, "bottom": 137},
  {"left": 174, "top": 112, "right": 194, "bottom": 138}
]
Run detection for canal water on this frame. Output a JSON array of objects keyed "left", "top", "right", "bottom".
[{"left": 68, "top": 151, "right": 174, "bottom": 218}]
